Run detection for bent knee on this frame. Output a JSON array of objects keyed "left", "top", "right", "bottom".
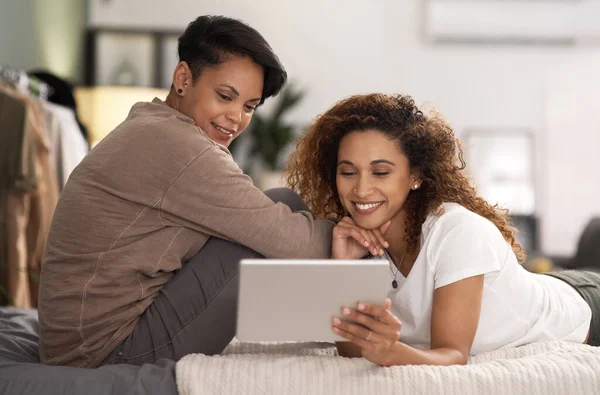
[{"left": 263, "top": 187, "right": 309, "bottom": 212}]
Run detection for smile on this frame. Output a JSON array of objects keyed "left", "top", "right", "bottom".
[
  {"left": 353, "top": 201, "right": 384, "bottom": 213},
  {"left": 212, "top": 122, "right": 234, "bottom": 137}
]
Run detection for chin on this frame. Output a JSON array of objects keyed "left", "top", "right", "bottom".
[
  {"left": 206, "top": 132, "right": 233, "bottom": 147},
  {"left": 350, "top": 215, "right": 388, "bottom": 230}
]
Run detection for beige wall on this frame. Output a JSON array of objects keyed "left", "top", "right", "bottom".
[
  {"left": 0, "top": 0, "right": 86, "bottom": 83},
  {"left": 86, "top": 0, "right": 600, "bottom": 256}
]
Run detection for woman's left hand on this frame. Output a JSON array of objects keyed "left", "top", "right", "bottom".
[{"left": 331, "top": 298, "right": 402, "bottom": 366}]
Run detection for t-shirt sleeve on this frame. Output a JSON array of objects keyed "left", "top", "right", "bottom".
[
  {"left": 428, "top": 211, "right": 503, "bottom": 289},
  {"left": 160, "top": 145, "right": 333, "bottom": 259}
]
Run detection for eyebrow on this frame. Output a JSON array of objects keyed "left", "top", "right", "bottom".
[
  {"left": 220, "top": 84, "right": 262, "bottom": 103},
  {"left": 337, "top": 159, "right": 396, "bottom": 166}
]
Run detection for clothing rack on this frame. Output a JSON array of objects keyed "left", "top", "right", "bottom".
[
  {"left": 0, "top": 65, "right": 52, "bottom": 100},
  {"left": 1, "top": 67, "right": 90, "bottom": 309}
]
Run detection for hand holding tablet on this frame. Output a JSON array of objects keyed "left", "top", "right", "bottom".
[{"left": 236, "top": 259, "right": 389, "bottom": 342}]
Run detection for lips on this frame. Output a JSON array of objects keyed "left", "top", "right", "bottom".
[
  {"left": 211, "top": 122, "right": 236, "bottom": 138},
  {"left": 352, "top": 201, "right": 384, "bottom": 214}
]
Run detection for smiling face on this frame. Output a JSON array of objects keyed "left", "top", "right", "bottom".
[
  {"left": 175, "top": 55, "right": 264, "bottom": 147},
  {"left": 336, "top": 129, "right": 421, "bottom": 230}
]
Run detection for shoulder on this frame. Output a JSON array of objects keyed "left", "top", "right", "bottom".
[
  {"left": 77, "top": 100, "right": 237, "bottom": 186},
  {"left": 424, "top": 203, "right": 506, "bottom": 287},
  {"left": 424, "top": 203, "right": 499, "bottom": 243},
  {"left": 105, "top": 99, "right": 227, "bottom": 161}
]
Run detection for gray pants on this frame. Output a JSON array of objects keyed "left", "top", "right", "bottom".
[
  {"left": 103, "top": 188, "right": 311, "bottom": 365},
  {"left": 545, "top": 269, "right": 600, "bottom": 346}
]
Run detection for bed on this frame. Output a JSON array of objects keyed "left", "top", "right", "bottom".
[
  {"left": 0, "top": 307, "right": 177, "bottom": 395},
  {"left": 177, "top": 339, "right": 600, "bottom": 395},
  {"left": 2, "top": 307, "right": 600, "bottom": 395}
]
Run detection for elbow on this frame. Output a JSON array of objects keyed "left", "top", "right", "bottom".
[
  {"left": 432, "top": 343, "right": 470, "bottom": 365},
  {"left": 432, "top": 346, "right": 469, "bottom": 366},
  {"left": 450, "top": 349, "right": 469, "bottom": 365}
]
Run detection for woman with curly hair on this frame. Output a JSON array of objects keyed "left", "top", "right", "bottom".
[{"left": 287, "top": 93, "right": 598, "bottom": 366}]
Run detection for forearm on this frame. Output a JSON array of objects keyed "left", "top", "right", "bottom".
[
  {"left": 226, "top": 207, "right": 334, "bottom": 259},
  {"left": 162, "top": 147, "right": 334, "bottom": 258},
  {"left": 383, "top": 342, "right": 468, "bottom": 367}
]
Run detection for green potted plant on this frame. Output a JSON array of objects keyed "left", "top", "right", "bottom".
[{"left": 230, "top": 83, "right": 305, "bottom": 189}]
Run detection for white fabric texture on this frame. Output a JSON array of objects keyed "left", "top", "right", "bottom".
[
  {"left": 176, "top": 340, "right": 600, "bottom": 395},
  {"left": 377, "top": 203, "right": 591, "bottom": 355},
  {"left": 43, "top": 102, "right": 88, "bottom": 188}
]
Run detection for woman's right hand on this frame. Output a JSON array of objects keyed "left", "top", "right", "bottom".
[{"left": 332, "top": 216, "right": 391, "bottom": 260}]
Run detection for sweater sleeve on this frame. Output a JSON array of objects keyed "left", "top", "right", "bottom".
[{"left": 160, "top": 145, "right": 333, "bottom": 259}]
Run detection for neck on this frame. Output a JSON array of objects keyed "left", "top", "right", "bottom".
[
  {"left": 384, "top": 208, "right": 421, "bottom": 274},
  {"left": 384, "top": 208, "right": 409, "bottom": 265},
  {"left": 165, "top": 91, "right": 179, "bottom": 112}
]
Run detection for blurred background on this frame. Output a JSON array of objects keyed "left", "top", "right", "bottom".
[{"left": 1, "top": 0, "right": 599, "bottom": 306}]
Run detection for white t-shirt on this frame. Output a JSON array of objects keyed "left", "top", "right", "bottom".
[{"left": 374, "top": 203, "right": 591, "bottom": 355}]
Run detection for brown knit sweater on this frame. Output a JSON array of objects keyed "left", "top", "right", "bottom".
[{"left": 38, "top": 98, "right": 333, "bottom": 368}]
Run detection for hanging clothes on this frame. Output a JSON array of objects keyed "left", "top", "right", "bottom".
[
  {"left": 1, "top": 68, "right": 88, "bottom": 308},
  {"left": 0, "top": 89, "right": 29, "bottom": 307},
  {"left": 41, "top": 104, "right": 64, "bottom": 188},
  {"left": 0, "top": 84, "right": 60, "bottom": 308},
  {"left": 44, "top": 102, "right": 89, "bottom": 188},
  {"left": 29, "top": 70, "right": 89, "bottom": 142}
]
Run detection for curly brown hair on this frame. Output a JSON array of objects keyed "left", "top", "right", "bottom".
[{"left": 286, "top": 93, "right": 526, "bottom": 263}]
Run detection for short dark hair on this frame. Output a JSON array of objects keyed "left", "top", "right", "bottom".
[{"left": 178, "top": 15, "right": 287, "bottom": 104}]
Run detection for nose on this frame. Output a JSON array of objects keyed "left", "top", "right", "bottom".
[
  {"left": 353, "top": 175, "right": 374, "bottom": 198},
  {"left": 226, "top": 106, "right": 242, "bottom": 125}
]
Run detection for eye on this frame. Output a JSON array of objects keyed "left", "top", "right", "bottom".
[
  {"left": 217, "top": 92, "right": 232, "bottom": 101},
  {"left": 339, "top": 171, "right": 356, "bottom": 177},
  {"left": 373, "top": 172, "right": 389, "bottom": 177},
  {"left": 244, "top": 104, "right": 257, "bottom": 112}
]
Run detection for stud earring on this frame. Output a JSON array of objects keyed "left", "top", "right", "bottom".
[
  {"left": 353, "top": 188, "right": 357, "bottom": 193},
  {"left": 413, "top": 184, "right": 419, "bottom": 190},
  {"left": 177, "top": 88, "right": 183, "bottom": 94}
]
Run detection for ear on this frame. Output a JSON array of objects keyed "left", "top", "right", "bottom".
[
  {"left": 172, "top": 61, "right": 192, "bottom": 94},
  {"left": 410, "top": 171, "right": 423, "bottom": 191}
]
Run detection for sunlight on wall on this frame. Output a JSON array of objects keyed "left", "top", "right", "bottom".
[
  {"left": 75, "top": 86, "right": 169, "bottom": 146},
  {"left": 34, "top": 0, "right": 85, "bottom": 81}
]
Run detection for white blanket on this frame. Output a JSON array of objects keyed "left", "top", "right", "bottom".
[{"left": 176, "top": 340, "right": 600, "bottom": 395}]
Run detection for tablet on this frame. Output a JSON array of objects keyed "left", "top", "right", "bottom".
[{"left": 236, "top": 259, "right": 390, "bottom": 342}]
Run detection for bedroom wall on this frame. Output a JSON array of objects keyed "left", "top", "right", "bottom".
[
  {"left": 87, "top": 0, "right": 600, "bottom": 256},
  {"left": 0, "top": 0, "right": 86, "bottom": 82}
]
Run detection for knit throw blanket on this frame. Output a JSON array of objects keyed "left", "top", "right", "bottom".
[{"left": 176, "top": 340, "right": 600, "bottom": 395}]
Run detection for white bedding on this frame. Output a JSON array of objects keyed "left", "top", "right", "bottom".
[{"left": 176, "top": 340, "right": 600, "bottom": 395}]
